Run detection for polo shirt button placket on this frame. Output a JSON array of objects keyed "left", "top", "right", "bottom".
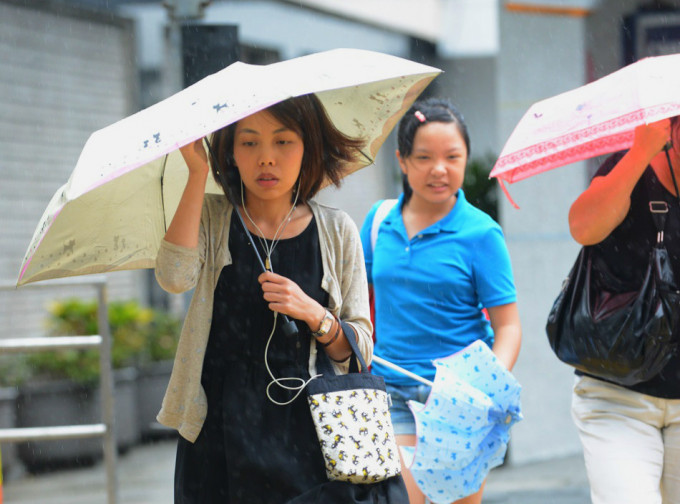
[{"left": 407, "top": 234, "right": 424, "bottom": 252}]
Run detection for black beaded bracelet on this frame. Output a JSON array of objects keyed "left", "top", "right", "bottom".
[{"left": 320, "top": 316, "right": 341, "bottom": 347}]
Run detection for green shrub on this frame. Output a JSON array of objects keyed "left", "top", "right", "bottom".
[
  {"left": 144, "top": 310, "right": 182, "bottom": 364},
  {"left": 27, "top": 299, "right": 181, "bottom": 385},
  {"left": 0, "top": 355, "right": 31, "bottom": 387},
  {"left": 463, "top": 153, "right": 499, "bottom": 222}
]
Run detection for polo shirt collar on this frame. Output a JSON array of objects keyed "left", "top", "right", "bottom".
[
  {"left": 382, "top": 193, "right": 405, "bottom": 225},
  {"left": 439, "top": 189, "right": 467, "bottom": 233},
  {"left": 383, "top": 190, "right": 468, "bottom": 234}
]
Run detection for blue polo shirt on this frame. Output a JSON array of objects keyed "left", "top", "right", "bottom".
[{"left": 360, "top": 190, "right": 517, "bottom": 385}]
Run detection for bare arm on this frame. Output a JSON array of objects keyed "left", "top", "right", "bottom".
[
  {"left": 569, "top": 120, "right": 671, "bottom": 246},
  {"left": 487, "top": 302, "right": 522, "bottom": 371},
  {"left": 164, "top": 139, "right": 210, "bottom": 248}
]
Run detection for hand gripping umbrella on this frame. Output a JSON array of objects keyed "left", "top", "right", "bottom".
[
  {"left": 490, "top": 53, "right": 680, "bottom": 204},
  {"left": 373, "top": 340, "right": 522, "bottom": 504},
  {"left": 17, "top": 48, "right": 440, "bottom": 286}
]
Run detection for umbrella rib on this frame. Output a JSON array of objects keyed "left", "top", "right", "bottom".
[
  {"left": 358, "top": 149, "right": 374, "bottom": 165},
  {"left": 160, "top": 154, "right": 168, "bottom": 232},
  {"left": 372, "top": 356, "right": 433, "bottom": 387}
]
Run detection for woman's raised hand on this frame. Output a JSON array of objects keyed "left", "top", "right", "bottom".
[
  {"left": 632, "top": 119, "right": 672, "bottom": 160},
  {"left": 179, "top": 138, "right": 210, "bottom": 178}
]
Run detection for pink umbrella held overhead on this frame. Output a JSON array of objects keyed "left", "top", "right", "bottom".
[{"left": 490, "top": 53, "right": 680, "bottom": 205}]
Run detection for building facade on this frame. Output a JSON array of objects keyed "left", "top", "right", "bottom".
[
  {"left": 0, "top": 0, "right": 141, "bottom": 338},
  {"left": 4, "top": 0, "right": 680, "bottom": 467}
]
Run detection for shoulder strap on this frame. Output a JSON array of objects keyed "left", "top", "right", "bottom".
[
  {"left": 315, "top": 323, "right": 365, "bottom": 376},
  {"left": 643, "top": 168, "right": 669, "bottom": 238},
  {"left": 370, "top": 199, "right": 398, "bottom": 252}
]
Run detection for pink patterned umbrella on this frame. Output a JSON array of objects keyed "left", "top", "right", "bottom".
[{"left": 490, "top": 53, "right": 680, "bottom": 194}]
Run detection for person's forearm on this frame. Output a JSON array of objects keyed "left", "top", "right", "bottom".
[
  {"left": 491, "top": 327, "right": 521, "bottom": 371},
  {"left": 487, "top": 303, "right": 521, "bottom": 371},
  {"left": 305, "top": 305, "right": 352, "bottom": 362},
  {"left": 318, "top": 317, "right": 352, "bottom": 362}
]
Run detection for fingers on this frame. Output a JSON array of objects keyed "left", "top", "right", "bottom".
[
  {"left": 649, "top": 118, "right": 672, "bottom": 130},
  {"left": 179, "top": 138, "right": 210, "bottom": 176},
  {"left": 258, "top": 272, "right": 309, "bottom": 319},
  {"left": 258, "top": 271, "right": 284, "bottom": 286},
  {"left": 633, "top": 119, "right": 671, "bottom": 155},
  {"left": 259, "top": 272, "right": 296, "bottom": 305},
  {"left": 634, "top": 120, "right": 670, "bottom": 142},
  {"left": 179, "top": 138, "right": 206, "bottom": 159}
]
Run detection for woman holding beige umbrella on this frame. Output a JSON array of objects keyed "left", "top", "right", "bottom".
[{"left": 156, "top": 94, "right": 409, "bottom": 503}]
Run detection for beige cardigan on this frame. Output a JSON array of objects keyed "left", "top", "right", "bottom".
[{"left": 155, "top": 195, "right": 373, "bottom": 442}]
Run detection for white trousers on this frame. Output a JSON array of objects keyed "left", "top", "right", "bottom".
[{"left": 571, "top": 375, "right": 680, "bottom": 504}]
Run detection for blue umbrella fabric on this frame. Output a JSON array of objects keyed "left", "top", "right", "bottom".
[{"left": 397, "top": 340, "right": 522, "bottom": 503}]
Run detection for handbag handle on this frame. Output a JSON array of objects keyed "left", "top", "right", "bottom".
[{"left": 315, "top": 323, "right": 368, "bottom": 377}]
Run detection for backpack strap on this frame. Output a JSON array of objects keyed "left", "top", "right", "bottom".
[{"left": 370, "top": 199, "right": 398, "bottom": 252}]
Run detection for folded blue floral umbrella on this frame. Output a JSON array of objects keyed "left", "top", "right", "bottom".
[{"left": 373, "top": 340, "right": 522, "bottom": 503}]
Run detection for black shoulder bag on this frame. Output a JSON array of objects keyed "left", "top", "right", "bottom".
[{"left": 546, "top": 152, "right": 680, "bottom": 386}]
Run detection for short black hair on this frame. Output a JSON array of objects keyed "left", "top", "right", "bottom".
[{"left": 209, "top": 94, "right": 365, "bottom": 205}]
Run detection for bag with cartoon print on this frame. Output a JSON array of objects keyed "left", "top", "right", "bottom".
[{"left": 307, "top": 332, "right": 401, "bottom": 484}]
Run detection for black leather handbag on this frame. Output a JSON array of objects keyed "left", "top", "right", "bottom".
[{"left": 546, "top": 164, "right": 680, "bottom": 386}]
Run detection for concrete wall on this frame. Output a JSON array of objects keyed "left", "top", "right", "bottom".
[
  {"left": 496, "top": 6, "right": 588, "bottom": 464},
  {"left": 437, "top": 56, "right": 498, "bottom": 159},
  {"left": 0, "top": 0, "right": 143, "bottom": 338},
  {"left": 588, "top": 0, "right": 680, "bottom": 77}
]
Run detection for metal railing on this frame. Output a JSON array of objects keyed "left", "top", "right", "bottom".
[{"left": 0, "top": 276, "right": 118, "bottom": 503}]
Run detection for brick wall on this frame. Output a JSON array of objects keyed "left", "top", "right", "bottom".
[{"left": 0, "top": 0, "right": 145, "bottom": 339}]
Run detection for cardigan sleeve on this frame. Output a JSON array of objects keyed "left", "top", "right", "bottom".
[
  {"left": 336, "top": 212, "right": 374, "bottom": 371},
  {"left": 154, "top": 204, "right": 208, "bottom": 294}
]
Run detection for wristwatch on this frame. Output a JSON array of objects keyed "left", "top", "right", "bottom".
[{"left": 312, "top": 309, "right": 334, "bottom": 338}]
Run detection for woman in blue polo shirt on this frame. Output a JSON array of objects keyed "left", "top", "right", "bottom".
[{"left": 360, "top": 98, "right": 522, "bottom": 504}]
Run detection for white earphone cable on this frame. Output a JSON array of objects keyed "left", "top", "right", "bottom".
[
  {"left": 265, "top": 312, "right": 321, "bottom": 406},
  {"left": 238, "top": 179, "right": 317, "bottom": 405}
]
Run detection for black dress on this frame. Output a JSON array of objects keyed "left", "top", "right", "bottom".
[{"left": 174, "top": 214, "right": 408, "bottom": 504}]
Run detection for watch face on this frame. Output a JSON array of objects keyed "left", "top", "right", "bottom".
[
  {"left": 315, "top": 311, "right": 333, "bottom": 336},
  {"left": 320, "top": 316, "right": 333, "bottom": 334}
]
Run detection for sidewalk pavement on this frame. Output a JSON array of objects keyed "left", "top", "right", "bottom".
[{"left": 4, "top": 437, "right": 591, "bottom": 503}]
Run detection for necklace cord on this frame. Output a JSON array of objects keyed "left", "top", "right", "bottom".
[{"left": 240, "top": 180, "right": 300, "bottom": 270}]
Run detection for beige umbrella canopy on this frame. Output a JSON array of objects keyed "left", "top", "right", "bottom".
[{"left": 18, "top": 48, "right": 440, "bottom": 286}]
